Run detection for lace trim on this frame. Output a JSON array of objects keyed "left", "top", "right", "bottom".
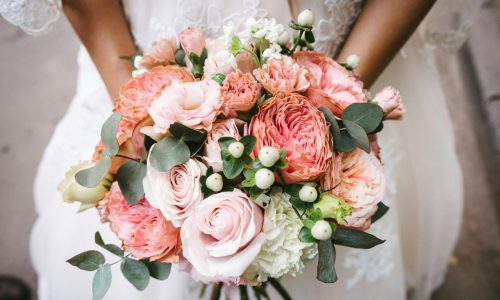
[{"left": 0, "top": 0, "right": 61, "bottom": 35}]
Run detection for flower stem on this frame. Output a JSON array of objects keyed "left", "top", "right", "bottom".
[{"left": 210, "top": 282, "right": 222, "bottom": 300}]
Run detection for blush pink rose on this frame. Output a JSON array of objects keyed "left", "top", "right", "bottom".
[
  {"left": 148, "top": 79, "right": 222, "bottom": 132},
  {"left": 143, "top": 158, "right": 207, "bottom": 227},
  {"left": 293, "top": 51, "right": 368, "bottom": 117},
  {"left": 141, "top": 38, "right": 177, "bottom": 69},
  {"left": 180, "top": 189, "right": 266, "bottom": 282},
  {"left": 321, "top": 149, "right": 386, "bottom": 230},
  {"left": 204, "top": 119, "right": 243, "bottom": 172},
  {"left": 98, "top": 182, "right": 182, "bottom": 263},
  {"left": 253, "top": 56, "right": 310, "bottom": 96},
  {"left": 221, "top": 71, "right": 262, "bottom": 117},
  {"left": 179, "top": 28, "right": 206, "bottom": 57},
  {"left": 250, "top": 93, "right": 333, "bottom": 184},
  {"left": 235, "top": 51, "right": 257, "bottom": 74},
  {"left": 373, "top": 86, "right": 405, "bottom": 120}
]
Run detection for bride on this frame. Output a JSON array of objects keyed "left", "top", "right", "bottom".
[{"left": 1, "top": 0, "right": 464, "bottom": 299}]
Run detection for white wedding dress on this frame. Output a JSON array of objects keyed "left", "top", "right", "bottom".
[{"left": 0, "top": 0, "right": 466, "bottom": 299}]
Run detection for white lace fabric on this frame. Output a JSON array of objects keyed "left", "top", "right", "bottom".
[{"left": 0, "top": 0, "right": 61, "bottom": 35}]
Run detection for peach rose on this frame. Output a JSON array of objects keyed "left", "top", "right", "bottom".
[
  {"left": 148, "top": 79, "right": 222, "bottom": 133},
  {"left": 181, "top": 189, "right": 266, "bottom": 281},
  {"left": 141, "top": 38, "right": 177, "bottom": 69},
  {"left": 250, "top": 93, "right": 333, "bottom": 183},
  {"left": 253, "top": 56, "right": 310, "bottom": 96},
  {"left": 143, "top": 158, "right": 207, "bottom": 227},
  {"left": 321, "top": 149, "right": 385, "bottom": 230},
  {"left": 373, "top": 86, "right": 405, "bottom": 120},
  {"left": 235, "top": 51, "right": 257, "bottom": 74},
  {"left": 293, "top": 51, "right": 368, "bottom": 117},
  {"left": 179, "top": 28, "right": 206, "bottom": 57},
  {"left": 204, "top": 119, "right": 243, "bottom": 172},
  {"left": 98, "top": 182, "right": 181, "bottom": 263},
  {"left": 221, "top": 71, "right": 262, "bottom": 117}
]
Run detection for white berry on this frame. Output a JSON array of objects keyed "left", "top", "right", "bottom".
[
  {"left": 311, "top": 220, "right": 333, "bottom": 240},
  {"left": 228, "top": 142, "right": 245, "bottom": 158},
  {"left": 299, "top": 185, "right": 318, "bottom": 203},
  {"left": 258, "top": 146, "right": 280, "bottom": 167},
  {"left": 206, "top": 173, "right": 223, "bottom": 192},
  {"left": 346, "top": 54, "right": 360, "bottom": 69},
  {"left": 255, "top": 168, "right": 275, "bottom": 190},
  {"left": 277, "top": 31, "right": 291, "bottom": 46},
  {"left": 297, "top": 9, "right": 315, "bottom": 27},
  {"left": 133, "top": 55, "right": 143, "bottom": 69}
]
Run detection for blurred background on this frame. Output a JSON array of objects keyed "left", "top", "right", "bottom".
[{"left": 0, "top": 1, "right": 499, "bottom": 299}]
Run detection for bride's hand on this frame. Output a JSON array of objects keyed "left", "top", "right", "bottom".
[
  {"left": 336, "top": 0, "right": 436, "bottom": 88},
  {"left": 62, "top": 0, "right": 137, "bottom": 100}
]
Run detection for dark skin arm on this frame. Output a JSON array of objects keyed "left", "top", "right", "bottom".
[
  {"left": 336, "top": 0, "right": 436, "bottom": 88},
  {"left": 62, "top": 0, "right": 137, "bottom": 100}
]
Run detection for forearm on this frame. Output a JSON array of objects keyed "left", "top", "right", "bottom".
[
  {"left": 336, "top": 0, "right": 436, "bottom": 88},
  {"left": 62, "top": 0, "right": 136, "bottom": 100}
]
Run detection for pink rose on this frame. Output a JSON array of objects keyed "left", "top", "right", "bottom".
[
  {"left": 373, "top": 86, "right": 405, "bottom": 120},
  {"left": 143, "top": 158, "right": 207, "bottom": 227},
  {"left": 250, "top": 93, "right": 333, "bottom": 184},
  {"left": 221, "top": 71, "right": 262, "bottom": 117},
  {"left": 141, "top": 37, "right": 177, "bottom": 69},
  {"left": 204, "top": 119, "right": 243, "bottom": 172},
  {"left": 253, "top": 56, "right": 310, "bottom": 96},
  {"left": 235, "top": 51, "right": 257, "bottom": 74},
  {"left": 293, "top": 51, "right": 368, "bottom": 117},
  {"left": 98, "top": 182, "right": 182, "bottom": 263},
  {"left": 148, "top": 79, "right": 222, "bottom": 132},
  {"left": 179, "top": 28, "right": 206, "bottom": 57},
  {"left": 181, "top": 189, "right": 266, "bottom": 282},
  {"left": 321, "top": 149, "right": 385, "bottom": 230}
]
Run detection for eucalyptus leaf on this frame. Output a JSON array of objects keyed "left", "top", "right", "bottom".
[
  {"left": 116, "top": 161, "right": 147, "bottom": 205},
  {"left": 317, "top": 240, "right": 337, "bottom": 283},
  {"left": 93, "top": 265, "right": 112, "bottom": 300},
  {"left": 95, "top": 232, "right": 124, "bottom": 257},
  {"left": 121, "top": 258, "right": 150, "bottom": 291},
  {"left": 75, "top": 154, "right": 112, "bottom": 188},
  {"left": 169, "top": 122, "right": 206, "bottom": 143},
  {"left": 149, "top": 137, "right": 190, "bottom": 172},
  {"left": 319, "top": 106, "right": 342, "bottom": 148},
  {"left": 240, "top": 136, "right": 257, "bottom": 156},
  {"left": 101, "top": 112, "right": 122, "bottom": 156},
  {"left": 335, "top": 130, "right": 356, "bottom": 152},
  {"left": 142, "top": 260, "right": 171, "bottom": 280},
  {"left": 175, "top": 47, "right": 186, "bottom": 66},
  {"left": 298, "top": 227, "right": 316, "bottom": 243},
  {"left": 332, "top": 228, "right": 385, "bottom": 249},
  {"left": 371, "top": 202, "right": 389, "bottom": 224},
  {"left": 67, "top": 250, "right": 105, "bottom": 271},
  {"left": 342, "top": 103, "right": 383, "bottom": 133},
  {"left": 344, "top": 120, "right": 370, "bottom": 153}
]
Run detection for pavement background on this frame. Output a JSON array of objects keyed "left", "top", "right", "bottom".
[{"left": 0, "top": 7, "right": 499, "bottom": 300}]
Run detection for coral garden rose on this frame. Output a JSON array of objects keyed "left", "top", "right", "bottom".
[
  {"left": 221, "top": 71, "right": 262, "bottom": 117},
  {"left": 148, "top": 79, "right": 222, "bottom": 133},
  {"left": 250, "top": 93, "right": 333, "bottom": 183},
  {"left": 321, "top": 148, "right": 386, "bottom": 230},
  {"left": 373, "top": 86, "right": 405, "bottom": 120},
  {"left": 253, "top": 55, "right": 309, "bottom": 96},
  {"left": 179, "top": 28, "right": 206, "bottom": 57},
  {"left": 181, "top": 189, "right": 266, "bottom": 281},
  {"left": 204, "top": 119, "right": 243, "bottom": 172},
  {"left": 143, "top": 158, "right": 207, "bottom": 227},
  {"left": 98, "top": 182, "right": 181, "bottom": 263},
  {"left": 141, "top": 37, "right": 177, "bottom": 69},
  {"left": 293, "top": 51, "right": 368, "bottom": 117}
]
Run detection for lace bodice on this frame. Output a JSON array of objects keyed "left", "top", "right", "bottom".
[{"left": 0, "top": 0, "right": 61, "bottom": 35}]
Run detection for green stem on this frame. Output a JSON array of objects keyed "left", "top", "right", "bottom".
[
  {"left": 268, "top": 278, "right": 292, "bottom": 300},
  {"left": 239, "top": 285, "right": 249, "bottom": 300},
  {"left": 242, "top": 48, "right": 261, "bottom": 68},
  {"left": 210, "top": 283, "right": 222, "bottom": 300}
]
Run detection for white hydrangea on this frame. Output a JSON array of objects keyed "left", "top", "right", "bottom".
[
  {"left": 244, "top": 189, "right": 318, "bottom": 282},
  {"left": 242, "top": 18, "right": 284, "bottom": 43}
]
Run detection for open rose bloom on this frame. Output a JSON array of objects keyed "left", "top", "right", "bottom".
[{"left": 63, "top": 13, "right": 404, "bottom": 299}]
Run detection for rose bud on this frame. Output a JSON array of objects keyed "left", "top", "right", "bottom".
[
  {"left": 299, "top": 185, "right": 318, "bottom": 203},
  {"left": 311, "top": 220, "right": 333, "bottom": 240},
  {"left": 258, "top": 146, "right": 280, "bottom": 167},
  {"left": 255, "top": 168, "right": 275, "bottom": 189},
  {"left": 206, "top": 173, "right": 224, "bottom": 192},
  {"left": 313, "top": 193, "right": 352, "bottom": 225},
  {"left": 297, "top": 9, "right": 315, "bottom": 27},
  {"left": 228, "top": 141, "right": 245, "bottom": 158},
  {"left": 346, "top": 54, "right": 360, "bottom": 69}
]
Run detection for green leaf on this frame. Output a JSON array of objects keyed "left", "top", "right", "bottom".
[
  {"left": 332, "top": 228, "right": 385, "bottom": 249},
  {"left": 144, "top": 135, "right": 156, "bottom": 154},
  {"left": 319, "top": 106, "right": 342, "bottom": 149},
  {"left": 309, "top": 208, "right": 323, "bottom": 222},
  {"left": 175, "top": 47, "right": 186, "bottom": 66},
  {"left": 75, "top": 154, "right": 111, "bottom": 188},
  {"left": 211, "top": 73, "right": 226, "bottom": 86},
  {"left": 344, "top": 120, "right": 370, "bottom": 153},
  {"left": 121, "top": 258, "right": 150, "bottom": 291},
  {"left": 93, "top": 265, "right": 112, "bottom": 300},
  {"left": 116, "top": 161, "right": 147, "bottom": 205},
  {"left": 229, "top": 36, "right": 243, "bottom": 55},
  {"left": 304, "top": 30, "right": 315, "bottom": 43},
  {"left": 95, "top": 232, "right": 124, "bottom": 257},
  {"left": 316, "top": 240, "right": 337, "bottom": 283},
  {"left": 142, "top": 260, "right": 171, "bottom": 280},
  {"left": 218, "top": 136, "right": 237, "bottom": 150},
  {"left": 342, "top": 103, "right": 384, "bottom": 134},
  {"left": 101, "top": 112, "right": 122, "bottom": 156},
  {"left": 303, "top": 219, "right": 315, "bottom": 229},
  {"left": 335, "top": 130, "right": 356, "bottom": 152},
  {"left": 169, "top": 122, "right": 206, "bottom": 143},
  {"left": 289, "top": 196, "right": 314, "bottom": 210},
  {"left": 279, "top": 149, "right": 287, "bottom": 160},
  {"left": 371, "top": 202, "right": 389, "bottom": 224},
  {"left": 67, "top": 250, "right": 105, "bottom": 271},
  {"left": 248, "top": 186, "right": 264, "bottom": 200},
  {"left": 149, "top": 136, "right": 190, "bottom": 172},
  {"left": 299, "top": 227, "right": 316, "bottom": 243},
  {"left": 223, "top": 157, "right": 244, "bottom": 179},
  {"left": 240, "top": 136, "right": 257, "bottom": 156}
]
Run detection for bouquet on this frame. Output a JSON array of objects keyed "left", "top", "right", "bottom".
[{"left": 60, "top": 9, "right": 405, "bottom": 300}]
